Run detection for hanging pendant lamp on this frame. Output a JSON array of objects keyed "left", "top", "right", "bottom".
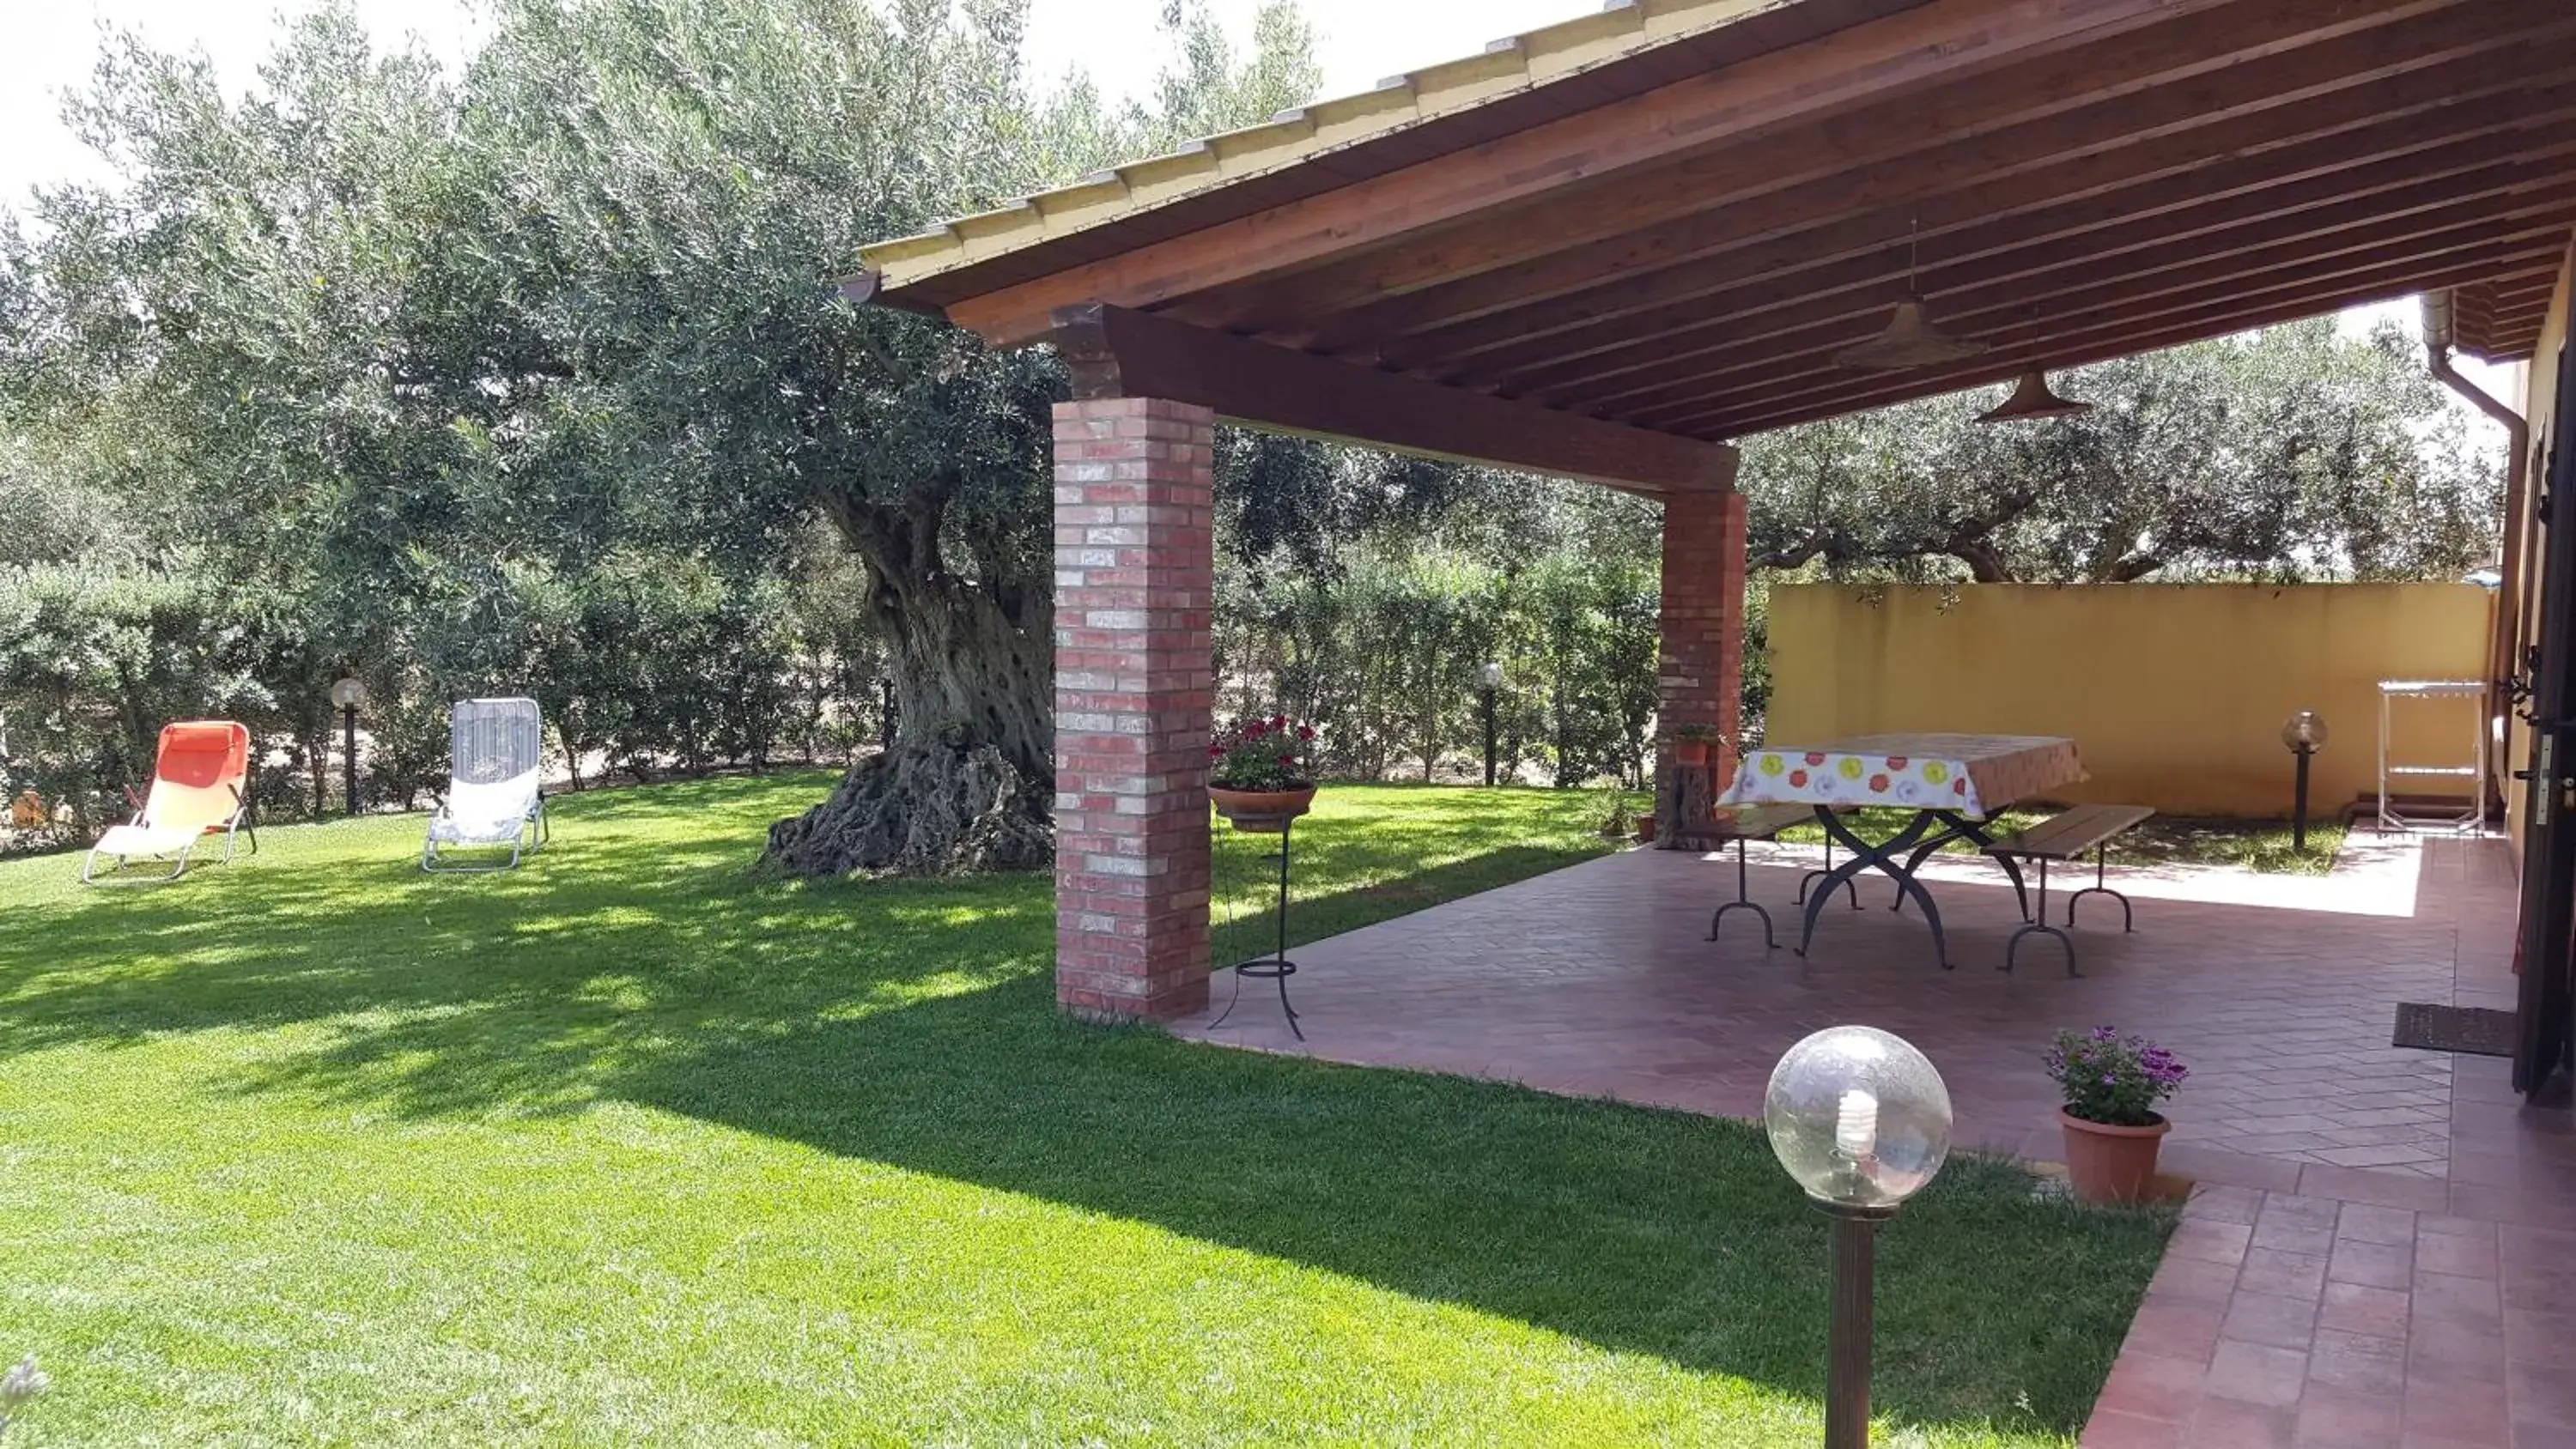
[
  {"left": 1978, "top": 369, "right": 2093, "bottom": 423},
  {"left": 1837, "top": 215, "right": 1989, "bottom": 371}
]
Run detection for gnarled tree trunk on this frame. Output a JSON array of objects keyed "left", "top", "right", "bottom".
[{"left": 762, "top": 506, "right": 1054, "bottom": 876}]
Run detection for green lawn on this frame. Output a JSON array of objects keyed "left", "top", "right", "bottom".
[
  {"left": 1776, "top": 806, "right": 2349, "bottom": 877},
  {"left": 0, "top": 774, "right": 2166, "bottom": 1446}
]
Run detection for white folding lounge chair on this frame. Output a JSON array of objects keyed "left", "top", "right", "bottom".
[
  {"left": 82, "top": 719, "right": 257, "bottom": 884},
  {"left": 422, "top": 697, "right": 548, "bottom": 873}
]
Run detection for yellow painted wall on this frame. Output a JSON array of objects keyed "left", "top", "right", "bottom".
[
  {"left": 1769, "top": 583, "right": 2494, "bottom": 817},
  {"left": 2506, "top": 243, "right": 2575, "bottom": 852}
]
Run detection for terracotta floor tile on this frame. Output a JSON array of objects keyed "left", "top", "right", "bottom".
[
  {"left": 2082, "top": 1408, "right": 2187, "bottom": 1447},
  {"left": 2318, "top": 1282, "right": 2414, "bottom": 1341},
  {"left": 1170, "top": 839, "right": 2559, "bottom": 1446},
  {"left": 2226, "top": 1291, "right": 2322, "bottom": 1351},
  {"left": 2295, "top": 1385, "right": 2403, "bottom": 1449},
  {"left": 2193, "top": 1397, "right": 2300, "bottom": 1449},
  {"left": 2331, "top": 1238, "right": 2418, "bottom": 1291},
  {"left": 2093, "top": 1350, "right": 2208, "bottom": 1422},
  {"left": 2508, "top": 1360, "right": 2576, "bottom": 1431},
  {"left": 2207, "top": 1339, "right": 2311, "bottom": 1408},
  {"left": 2404, "top": 1375, "right": 2513, "bottom": 1446},
  {"left": 2308, "top": 1329, "right": 2409, "bottom": 1397}
]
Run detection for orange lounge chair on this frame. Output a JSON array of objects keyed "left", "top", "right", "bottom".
[{"left": 82, "top": 720, "right": 257, "bottom": 884}]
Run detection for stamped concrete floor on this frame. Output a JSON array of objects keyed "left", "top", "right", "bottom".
[{"left": 1175, "top": 833, "right": 2574, "bottom": 1446}]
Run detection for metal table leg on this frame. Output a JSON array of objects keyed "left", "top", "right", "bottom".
[
  {"left": 1797, "top": 806, "right": 1954, "bottom": 970},
  {"left": 1892, "top": 812, "right": 2029, "bottom": 922},
  {"left": 1797, "top": 831, "right": 1863, "bottom": 911}
]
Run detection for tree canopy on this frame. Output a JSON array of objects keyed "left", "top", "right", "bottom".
[{"left": 1741, "top": 320, "right": 2501, "bottom": 585}]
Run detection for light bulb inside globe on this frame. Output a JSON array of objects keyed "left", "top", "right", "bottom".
[
  {"left": 1765, "top": 1026, "right": 1953, "bottom": 1210},
  {"left": 1835, "top": 1088, "right": 1879, "bottom": 1161},
  {"left": 2280, "top": 710, "right": 2328, "bottom": 752}
]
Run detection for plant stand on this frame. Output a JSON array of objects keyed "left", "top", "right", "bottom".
[{"left": 1210, "top": 816, "right": 1303, "bottom": 1040}]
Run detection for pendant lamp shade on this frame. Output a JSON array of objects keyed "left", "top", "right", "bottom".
[
  {"left": 1977, "top": 369, "right": 2094, "bottom": 422},
  {"left": 1834, "top": 294, "right": 1990, "bottom": 370}
]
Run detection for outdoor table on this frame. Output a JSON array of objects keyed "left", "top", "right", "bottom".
[{"left": 1716, "top": 733, "right": 2087, "bottom": 969}]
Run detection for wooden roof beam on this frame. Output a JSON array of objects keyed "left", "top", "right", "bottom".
[
  {"left": 1047, "top": 303, "right": 1736, "bottom": 495},
  {"left": 1241, "top": 0, "right": 2539, "bottom": 353},
  {"left": 1383, "top": 31, "right": 2576, "bottom": 373},
  {"left": 1576, "top": 174, "right": 2576, "bottom": 419},
  {"left": 1646, "top": 230, "right": 2573, "bottom": 430},
  {"left": 1683, "top": 244, "right": 2568, "bottom": 435},
  {"left": 1511, "top": 120, "right": 2576, "bottom": 405},
  {"left": 1465, "top": 89, "right": 2576, "bottom": 394},
  {"left": 938, "top": 0, "right": 2279, "bottom": 348},
  {"left": 1184, "top": 0, "right": 2479, "bottom": 343}
]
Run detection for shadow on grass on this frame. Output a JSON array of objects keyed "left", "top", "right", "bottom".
[{"left": 0, "top": 776, "right": 2162, "bottom": 1439}]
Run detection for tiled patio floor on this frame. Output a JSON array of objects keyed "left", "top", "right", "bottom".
[{"left": 1175, "top": 834, "right": 2575, "bottom": 1447}]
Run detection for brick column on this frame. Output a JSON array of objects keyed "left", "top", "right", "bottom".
[
  {"left": 1051, "top": 397, "right": 1215, "bottom": 1021},
  {"left": 1659, "top": 489, "right": 1750, "bottom": 793}
]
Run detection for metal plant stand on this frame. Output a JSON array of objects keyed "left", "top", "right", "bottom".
[{"left": 1210, "top": 818, "right": 1303, "bottom": 1040}]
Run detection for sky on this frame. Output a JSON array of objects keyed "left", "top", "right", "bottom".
[{"left": 0, "top": 0, "right": 2521, "bottom": 407}]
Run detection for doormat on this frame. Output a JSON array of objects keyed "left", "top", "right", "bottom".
[{"left": 2392, "top": 1003, "right": 2517, "bottom": 1058}]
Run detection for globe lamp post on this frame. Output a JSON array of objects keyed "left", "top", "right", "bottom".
[
  {"left": 2281, "top": 711, "right": 2329, "bottom": 852},
  {"left": 330, "top": 676, "right": 368, "bottom": 818},
  {"left": 1478, "top": 662, "right": 1504, "bottom": 787},
  {"left": 1765, "top": 1026, "right": 1954, "bottom": 1449}
]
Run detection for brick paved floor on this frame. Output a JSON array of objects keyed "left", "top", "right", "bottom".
[{"left": 1176, "top": 832, "right": 2565, "bottom": 1447}]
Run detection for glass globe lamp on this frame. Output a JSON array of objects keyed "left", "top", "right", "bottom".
[
  {"left": 2281, "top": 710, "right": 2328, "bottom": 752},
  {"left": 1764, "top": 1025, "right": 1953, "bottom": 1212},
  {"left": 330, "top": 676, "right": 368, "bottom": 711}
]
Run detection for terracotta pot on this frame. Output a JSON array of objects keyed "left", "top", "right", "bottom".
[
  {"left": 1673, "top": 740, "right": 1711, "bottom": 767},
  {"left": 2059, "top": 1108, "right": 2171, "bottom": 1204},
  {"left": 1635, "top": 815, "right": 1660, "bottom": 844},
  {"left": 1209, "top": 784, "right": 1317, "bottom": 834}
]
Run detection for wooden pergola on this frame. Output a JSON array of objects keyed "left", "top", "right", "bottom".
[{"left": 849, "top": 0, "right": 2576, "bottom": 1020}]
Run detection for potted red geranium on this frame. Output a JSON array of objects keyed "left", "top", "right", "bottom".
[
  {"left": 1208, "top": 713, "right": 1318, "bottom": 833},
  {"left": 2047, "top": 1027, "right": 2188, "bottom": 1204}
]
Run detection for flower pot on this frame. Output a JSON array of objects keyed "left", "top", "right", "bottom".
[
  {"left": 1674, "top": 740, "right": 1711, "bottom": 767},
  {"left": 1634, "top": 815, "right": 1660, "bottom": 844},
  {"left": 2059, "top": 1109, "right": 2171, "bottom": 1204},
  {"left": 1209, "top": 785, "right": 1316, "bottom": 834}
]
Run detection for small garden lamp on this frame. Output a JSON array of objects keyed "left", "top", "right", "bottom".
[
  {"left": 1478, "top": 662, "right": 1504, "bottom": 786},
  {"left": 330, "top": 676, "right": 368, "bottom": 817},
  {"left": 1765, "top": 1026, "right": 1953, "bottom": 1449},
  {"left": 2281, "top": 710, "right": 2329, "bottom": 852}
]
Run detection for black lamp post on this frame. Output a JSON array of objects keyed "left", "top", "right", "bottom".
[
  {"left": 331, "top": 676, "right": 367, "bottom": 817},
  {"left": 2281, "top": 710, "right": 2329, "bottom": 851},
  {"left": 1478, "top": 662, "right": 1504, "bottom": 787},
  {"left": 1765, "top": 1026, "right": 1953, "bottom": 1449}
]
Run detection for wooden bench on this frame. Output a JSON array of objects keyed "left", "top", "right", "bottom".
[
  {"left": 1982, "top": 803, "right": 2154, "bottom": 975},
  {"left": 1704, "top": 803, "right": 1816, "bottom": 950}
]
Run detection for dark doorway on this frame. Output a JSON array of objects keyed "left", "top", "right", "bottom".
[{"left": 2516, "top": 335, "right": 2576, "bottom": 1099}]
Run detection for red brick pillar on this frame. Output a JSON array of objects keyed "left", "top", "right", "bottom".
[
  {"left": 1659, "top": 489, "right": 1749, "bottom": 794},
  {"left": 1051, "top": 397, "right": 1216, "bottom": 1021}
]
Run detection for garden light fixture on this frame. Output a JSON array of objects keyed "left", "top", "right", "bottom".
[
  {"left": 1479, "top": 662, "right": 1503, "bottom": 786},
  {"left": 1765, "top": 1026, "right": 1953, "bottom": 1449},
  {"left": 331, "top": 676, "right": 368, "bottom": 818},
  {"left": 1977, "top": 369, "right": 2093, "bottom": 422},
  {"left": 2281, "top": 710, "right": 2328, "bottom": 852},
  {"left": 1836, "top": 216, "right": 1987, "bottom": 371}
]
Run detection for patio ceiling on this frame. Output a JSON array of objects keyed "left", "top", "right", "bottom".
[{"left": 854, "top": 0, "right": 2574, "bottom": 464}]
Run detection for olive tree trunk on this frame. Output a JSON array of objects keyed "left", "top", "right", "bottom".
[{"left": 762, "top": 524, "right": 1054, "bottom": 876}]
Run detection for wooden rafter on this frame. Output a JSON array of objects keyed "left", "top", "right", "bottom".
[
  {"left": 1047, "top": 304, "right": 1737, "bottom": 495},
  {"left": 864, "top": 0, "right": 2576, "bottom": 460}
]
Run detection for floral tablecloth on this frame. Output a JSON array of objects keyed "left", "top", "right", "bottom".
[{"left": 1719, "top": 733, "right": 2085, "bottom": 821}]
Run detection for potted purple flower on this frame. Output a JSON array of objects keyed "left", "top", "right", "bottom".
[
  {"left": 1207, "top": 713, "right": 1319, "bottom": 833},
  {"left": 2046, "top": 1027, "right": 2188, "bottom": 1204}
]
